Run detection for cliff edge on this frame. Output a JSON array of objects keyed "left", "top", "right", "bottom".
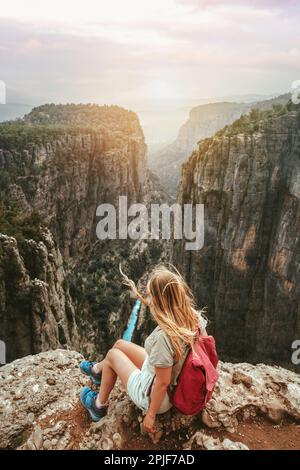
[{"left": 1, "top": 349, "right": 299, "bottom": 450}]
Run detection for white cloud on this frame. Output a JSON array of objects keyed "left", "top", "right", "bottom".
[{"left": 0, "top": 0, "right": 299, "bottom": 111}]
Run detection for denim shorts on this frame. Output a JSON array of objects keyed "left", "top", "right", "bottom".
[{"left": 127, "top": 356, "right": 173, "bottom": 414}]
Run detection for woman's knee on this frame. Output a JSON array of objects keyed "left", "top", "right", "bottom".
[
  {"left": 105, "top": 348, "right": 136, "bottom": 386},
  {"left": 106, "top": 347, "right": 120, "bottom": 364},
  {"left": 113, "top": 339, "right": 127, "bottom": 350}
]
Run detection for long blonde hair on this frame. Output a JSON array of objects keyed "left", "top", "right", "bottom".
[{"left": 120, "top": 264, "right": 205, "bottom": 361}]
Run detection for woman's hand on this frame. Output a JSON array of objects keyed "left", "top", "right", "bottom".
[{"left": 143, "top": 411, "right": 156, "bottom": 433}]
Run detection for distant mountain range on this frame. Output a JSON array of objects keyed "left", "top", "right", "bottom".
[
  {"left": 0, "top": 103, "right": 32, "bottom": 122},
  {"left": 148, "top": 93, "right": 291, "bottom": 197}
]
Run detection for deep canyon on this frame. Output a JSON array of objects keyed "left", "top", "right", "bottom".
[{"left": 0, "top": 100, "right": 300, "bottom": 374}]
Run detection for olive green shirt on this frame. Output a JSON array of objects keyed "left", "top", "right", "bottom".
[{"left": 144, "top": 315, "right": 208, "bottom": 388}]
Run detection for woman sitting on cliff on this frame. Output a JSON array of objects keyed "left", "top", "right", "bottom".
[{"left": 79, "top": 265, "right": 207, "bottom": 433}]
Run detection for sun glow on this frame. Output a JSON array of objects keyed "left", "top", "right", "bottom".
[
  {"left": 1, "top": 0, "right": 299, "bottom": 136},
  {"left": 143, "top": 79, "right": 184, "bottom": 102}
]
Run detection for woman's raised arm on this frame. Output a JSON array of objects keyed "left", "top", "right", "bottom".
[{"left": 143, "top": 366, "right": 172, "bottom": 433}]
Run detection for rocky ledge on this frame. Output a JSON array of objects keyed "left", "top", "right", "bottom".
[{"left": 0, "top": 350, "right": 300, "bottom": 450}]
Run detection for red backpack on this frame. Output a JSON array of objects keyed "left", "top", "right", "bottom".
[{"left": 170, "top": 334, "right": 219, "bottom": 415}]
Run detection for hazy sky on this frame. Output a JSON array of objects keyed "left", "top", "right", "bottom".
[
  {"left": 0, "top": 0, "right": 300, "bottom": 103},
  {"left": 0, "top": 0, "right": 299, "bottom": 141}
]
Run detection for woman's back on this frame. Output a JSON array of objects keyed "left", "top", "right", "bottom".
[{"left": 144, "top": 314, "right": 208, "bottom": 390}]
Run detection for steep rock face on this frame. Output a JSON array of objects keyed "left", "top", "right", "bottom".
[
  {"left": 0, "top": 230, "right": 79, "bottom": 363},
  {"left": 1, "top": 349, "right": 300, "bottom": 450},
  {"left": 150, "top": 94, "right": 291, "bottom": 197},
  {"left": 149, "top": 103, "right": 249, "bottom": 198},
  {"left": 173, "top": 109, "right": 300, "bottom": 369},
  {"left": 175, "top": 102, "right": 250, "bottom": 154},
  {"left": 0, "top": 106, "right": 146, "bottom": 360},
  {"left": 0, "top": 104, "right": 167, "bottom": 362},
  {"left": 0, "top": 105, "right": 147, "bottom": 257}
]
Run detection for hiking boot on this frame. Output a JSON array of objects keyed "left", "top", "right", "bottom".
[
  {"left": 79, "top": 361, "right": 102, "bottom": 385},
  {"left": 80, "top": 386, "right": 107, "bottom": 422}
]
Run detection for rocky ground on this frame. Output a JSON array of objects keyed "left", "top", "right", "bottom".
[{"left": 0, "top": 349, "right": 300, "bottom": 451}]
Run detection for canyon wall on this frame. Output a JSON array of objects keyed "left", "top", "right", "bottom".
[
  {"left": 0, "top": 104, "right": 160, "bottom": 362},
  {"left": 173, "top": 107, "right": 300, "bottom": 370},
  {"left": 0, "top": 230, "right": 79, "bottom": 363},
  {"left": 0, "top": 105, "right": 147, "bottom": 257},
  {"left": 150, "top": 94, "right": 291, "bottom": 197},
  {"left": 1, "top": 101, "right": 299, "bottom": 371}
]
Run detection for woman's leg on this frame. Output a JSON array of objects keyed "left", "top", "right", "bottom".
[
  {"left": 93, "top": 339, "right": 146, "bottom": 374},
  {"left": 97, "top": 348, "right": 138, "bottom": 405}
]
